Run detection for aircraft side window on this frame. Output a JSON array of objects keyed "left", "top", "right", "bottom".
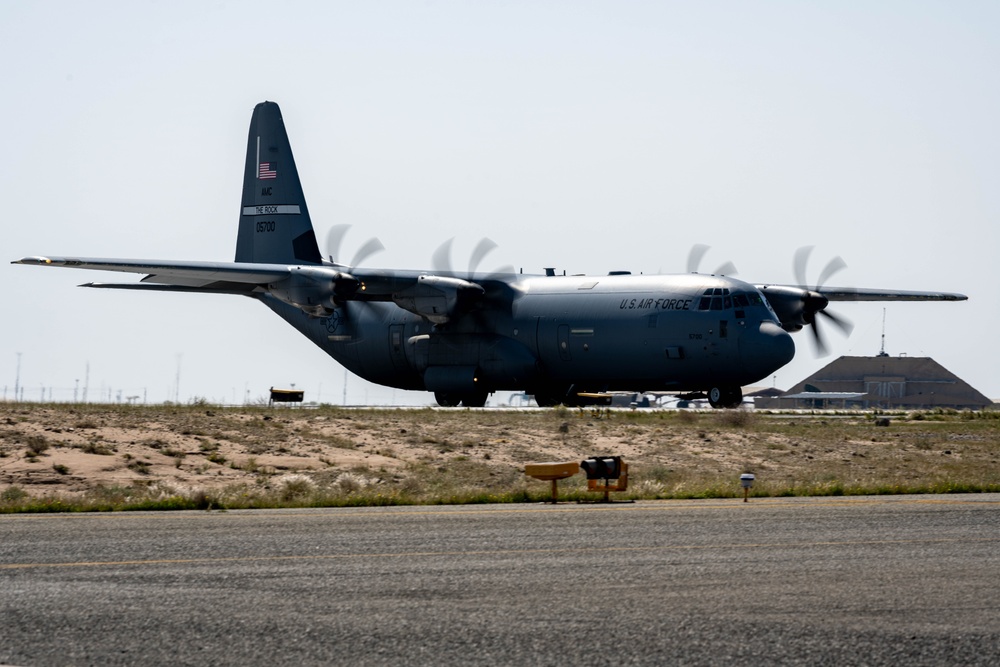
[
  {"left": 733, "top": 294, "right": 749, "bottom": 308},
  {"left": 698, "top": 296, "right": 712, "bottom": 310}
]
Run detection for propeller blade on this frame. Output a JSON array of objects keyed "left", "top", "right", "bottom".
[
  {"left": 468, "top": 238, "right": 498, "bottom": 276},
  {"left": 816, "top": 256, "right": 847, "bottom": 289},
  {"left": 713, "top": 261, "right": 738, "bottom": 277},
  {"left": 490, "top": 264, "right": 515, "bottom": 277},
  {"left": 325, "top": 224, "right": 352, "bottom": 263},
  {"left": 350, "top": 237, "right": 385, "bottom": 268},
  {"left": 431, "top": 238, "right": 454, "bottom": 274},
  {"left": 818, "top": 308, "right": 854, "bottom": 337},
  {"left": 810, "top": 318, "right": 829, "bottom": 357},
  {"left": 687, "top": 244, "right": 710, "bottom": 273},
  {"left": 687, "top": 244, "right": 737, "bottom": 275},
  {"left": 793, "top": 246, "right": 814, "bottom": 287}
]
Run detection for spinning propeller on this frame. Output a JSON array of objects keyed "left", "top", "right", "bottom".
[
  {"left": 757, "top": 246, "right": 855, "bottom": 356},
  {"left": 431, "top": 237, "right": 515, "bottom": 279},
  {"left": 686, "top": 244, "right": 738, "bottom": 276},
  {"left": 407, "top": 237, "right": 516, "bottom": 326},
  {"left": 325, "top": 224, "right": 385, "bottom": 269},
  {"left": 792, "top": 246, "right": 854, "bottom": 356}
]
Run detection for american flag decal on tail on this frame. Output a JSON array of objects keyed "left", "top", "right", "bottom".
[{"left": 258, "top": 162, "right": 277, "bottom": 179}]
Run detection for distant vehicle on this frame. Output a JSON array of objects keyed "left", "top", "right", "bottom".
[{"left": 14, "top": 102, "right": 967, "bottom": 408}]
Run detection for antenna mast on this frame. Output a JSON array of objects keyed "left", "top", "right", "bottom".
[{"left": 877, "top": 308, "right": 889, "bottom": 357}]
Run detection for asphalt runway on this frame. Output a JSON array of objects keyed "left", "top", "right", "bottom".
[{"left": 1, "top": 496, "right": 998, "bottom": 666}]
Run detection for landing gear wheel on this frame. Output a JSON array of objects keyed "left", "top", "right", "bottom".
[
  {"left": 434, "top": 391, "right": 461, "bottom": 407},
  {"left": 460, "top": 391, "right": 488, "bottom": 408},
  {"left": 531, "top": 390, "right": 565, "bottom": 407},
  {"left": 708, "top": 386, "right": 743, "bottom": 409}
]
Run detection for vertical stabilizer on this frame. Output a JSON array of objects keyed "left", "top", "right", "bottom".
[{"left": 235, "top": 102, "right": 322, "bottom": 264}]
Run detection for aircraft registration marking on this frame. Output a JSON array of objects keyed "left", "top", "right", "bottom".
[{"left": 241, "top": 205, "right": 302, "bottom": 215}]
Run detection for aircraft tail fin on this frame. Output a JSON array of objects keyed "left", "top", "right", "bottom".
[{"left": 234, "top": 101, "right": 323, "bottom": 265}]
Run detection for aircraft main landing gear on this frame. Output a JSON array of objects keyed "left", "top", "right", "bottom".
[
  {"left": 708, "top": 386, "right": 743, "bottom": 409},
  {"left": 434, "top": 391, "right": 489, "bottom": 408}
]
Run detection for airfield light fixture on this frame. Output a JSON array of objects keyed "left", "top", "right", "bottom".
[
  {"left": 581, "top": 456, "right": 628, "bottom": 502},
  {"left": 581, "top": 456, "right": 622, "bottom": 482}
]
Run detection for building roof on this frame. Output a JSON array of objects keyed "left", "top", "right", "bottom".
[{"left": 777, "top": 356, "right": 991, "bottom": 409}]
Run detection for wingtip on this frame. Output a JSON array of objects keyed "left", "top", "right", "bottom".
[{"left": 13, "top": 256, "right": 56, "bottom": 266}]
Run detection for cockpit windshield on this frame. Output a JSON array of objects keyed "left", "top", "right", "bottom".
[{"left": 696, "top": 287, "right": 766, "bottom": 311}]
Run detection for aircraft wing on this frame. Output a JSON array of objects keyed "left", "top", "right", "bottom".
[
  {"left": 815, "top": 287, "right": 967, "bottom": 302},
  {"left": 12, "top": 255, "right": 429, "bottom": 302},
  {"left": 756, "top": 283, "right": 968, "bottom": 302},
  {"left": 12, "top": 256, "right": 292, "bottom": 293}
]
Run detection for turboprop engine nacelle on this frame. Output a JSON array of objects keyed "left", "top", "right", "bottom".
[
  {"left": 392, "top": 274, "right": 485, "bottom": 324},
  {"left": 758, "top": 285, "right": 829, "bottom": 332},
  {"left": 268, "top": 266, "right": 360, "bottom": 317}
]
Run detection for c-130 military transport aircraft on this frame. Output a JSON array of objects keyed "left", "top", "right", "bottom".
[{"left": 15, "top": 102, "right": 967, "bottom": 408}]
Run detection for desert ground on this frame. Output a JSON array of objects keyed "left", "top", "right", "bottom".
[{"left": 1, "top": 402, "right": 998, "bottom": 509}]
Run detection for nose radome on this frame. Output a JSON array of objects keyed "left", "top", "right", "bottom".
[{"left": 740, "top": 320, "right": 795, "bottom": 380}]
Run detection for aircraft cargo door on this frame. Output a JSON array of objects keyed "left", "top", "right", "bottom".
[{"left": 534, "top": 318, "right": 573, "bottom": 369}]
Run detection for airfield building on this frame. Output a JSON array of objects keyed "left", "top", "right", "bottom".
[{"left": 755, "top": 355, "right": 992, "bottom": 410}]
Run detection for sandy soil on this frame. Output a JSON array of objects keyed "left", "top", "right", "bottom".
[{"left": 2, "top": 403, "right": 998, "bottom": 501}]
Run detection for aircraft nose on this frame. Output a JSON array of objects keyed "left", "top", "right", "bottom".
[{"left": 740, "top": 320, "right": 795, "bottom": 379}]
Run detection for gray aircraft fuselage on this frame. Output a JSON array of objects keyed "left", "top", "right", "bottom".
[{"left": 266, "top": 271, "right": 793, "bottom": 405}]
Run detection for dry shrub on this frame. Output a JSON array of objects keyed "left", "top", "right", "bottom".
[
  {"left": 676, "top": 410, "right": 699, "bottom": 424},
  {"left": 337, "top": 472, "right": 371, "bottom": 494},
  {"left": 278, "top": 474, "right": 316, "bottom": 500},
  {"left": 715, "top": 409, "right": 756, "bottom": 428}
]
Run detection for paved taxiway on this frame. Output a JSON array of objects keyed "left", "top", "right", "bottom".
[{"left": 1, "top": 495, "right": 998, "bottom": 666}]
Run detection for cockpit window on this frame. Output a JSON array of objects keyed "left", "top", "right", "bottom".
[{"left": 699, "top": 288, "right": 769, "bottom": 312}]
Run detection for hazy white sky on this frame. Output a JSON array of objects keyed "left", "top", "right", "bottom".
[{"left": 3, "top": 1, "right": 997, "bottom": 405}]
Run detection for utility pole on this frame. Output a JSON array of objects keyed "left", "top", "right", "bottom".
[
  {"left": 175, "top": 354, "right": 182, "bottom": 403},
  {"left": 14, "top": 352, "right": 21, "bottom": 403},
  {"left": 83, "top": 362, "right": 90, "bottom": 403}
]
